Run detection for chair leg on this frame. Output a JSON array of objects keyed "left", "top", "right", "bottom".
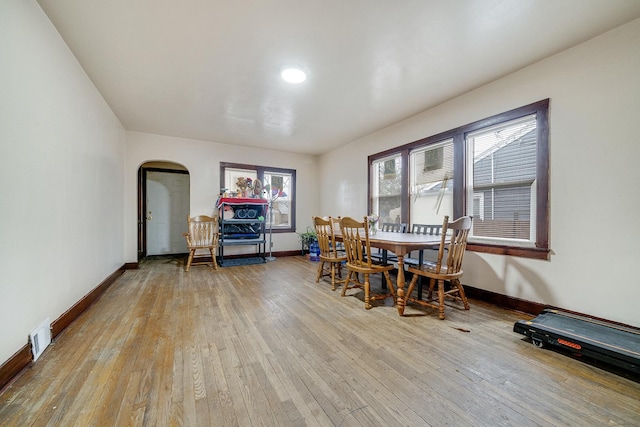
[
  {"left": 383, "top": 271, "right": 396, "bottom": 303},
  {"left": 316, "top": 261, "right": 324, "bottom": 283},
  {"left": 185, "top": 250, "right": 195, "bottom": 272},
  {"left": 364, "top": 274, "right": 372, "bottom": 310},
  {"left": 341, "top": 271, "right": 353, "bottom": 297},
  {"left": 406, "top": 273, "right": 419, "bottom": 302},
  {"left": 330, "top": 262, "right": 337, "bottom": 291},
  {"left": 337, "top": 262, "right": 344, "bottom": 279},
  {"left": 209, "top": 248, "right": 218, "bottom": 270},
  {"left": 453, "top": 279, "right": 470, "bottom": 310},
  {"left": 437, "top": 279, "right": 446, "bottom": 320},
  {"left": 427, "top": 278, "right": 436, "bottom": 300}
]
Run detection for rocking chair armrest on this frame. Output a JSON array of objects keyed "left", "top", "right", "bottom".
[{"left": 182, "top": 232, "right": 193, "bottom": 245}]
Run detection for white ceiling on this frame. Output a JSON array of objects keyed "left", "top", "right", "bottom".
[{"left": 37, "top": 0, "right": 640, "bottom": 156}]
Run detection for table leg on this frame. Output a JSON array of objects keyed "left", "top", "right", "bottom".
[{"left": 396, "top": 255, "right": 406, "bottom": 316}]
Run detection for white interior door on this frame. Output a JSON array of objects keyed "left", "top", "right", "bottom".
[{"left": 146, "top": 171, "right": 190, "bottom": 256}]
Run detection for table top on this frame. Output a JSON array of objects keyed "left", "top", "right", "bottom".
[
  {"left": 335, "top": 230, "right": 441, "bottom": 257},
  {"left": 368, "top": 231, "right": 441, "bottom": 256}
]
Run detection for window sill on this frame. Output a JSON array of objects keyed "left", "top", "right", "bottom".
[
  {"left": 269, "top": 227, "right": 294, "bottom": 234},
  {"left": 466, "top": 243, "right": 550, "bottom": 260}
]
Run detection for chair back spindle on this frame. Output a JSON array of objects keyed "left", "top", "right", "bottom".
[
  {"left": 433, "top": 216, "right": 450, "bottom": 273},
  {"left": 381, "top": 222, "right": 408, "bottom": 233},
  {"left": 411, "top": 223, "right": 442, "bottom": 236},
  {"left": 189, "top": 217, "right": 218, "bottom": 247}
]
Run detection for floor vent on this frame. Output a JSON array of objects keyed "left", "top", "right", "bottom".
[{"left": 29, "top": 318, "right": 51, "bottom": 362}]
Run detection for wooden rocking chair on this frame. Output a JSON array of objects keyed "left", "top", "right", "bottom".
[{"left": 183, "top": 215, "right": 219, "bottom": 271}]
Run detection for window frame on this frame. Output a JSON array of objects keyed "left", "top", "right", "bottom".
[
  {"left": 220, "top": 162, "right": 297, "bottom": 233},
  {"left": 368, "top": 99, "right": 549, "bottom": 260}
]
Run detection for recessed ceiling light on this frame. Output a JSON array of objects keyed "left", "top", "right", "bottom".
[{"left": 281, "top": 66, "right": 308, "bottom": 84}]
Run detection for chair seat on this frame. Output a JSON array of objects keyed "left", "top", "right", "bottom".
[
  {"left": 369, "top": 252, "right": 399, "bottom": 262},
  {"left": 320, "top": 253, "right": 347, "bottom": 263},
  {"left": 188, "top": 244, "right": 216, "bottom": 250},
  {"left": 404, "top": 250, "right": 439, "bottom": 266},
  {"left": 363, "top": 256, "right": 394, "bottom": 266},
  {"left": 346, "top": 261, "right": 395, "bottom": 274},
  {"left": 404, "top": 257, "right": 420, "bottom": 266},
  {"left": 408, "top": 261, "right": 461, "bottom": 277}
]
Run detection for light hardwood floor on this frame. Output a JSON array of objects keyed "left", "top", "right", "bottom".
[{"left": 1, "top": 256, "right": 639, "bottom": 426}]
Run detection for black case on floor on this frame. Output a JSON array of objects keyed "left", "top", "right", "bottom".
[{"left": 514, "top": 308, "right": 640, "bottom": 375}]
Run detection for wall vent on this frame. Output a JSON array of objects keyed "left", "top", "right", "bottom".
[{"left": 29, "top": 318, "right": 51, "bottom": 362}]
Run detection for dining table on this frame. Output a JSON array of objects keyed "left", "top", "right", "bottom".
[{"left": 335, "top": 229, "right": 442, "bottom": 316}]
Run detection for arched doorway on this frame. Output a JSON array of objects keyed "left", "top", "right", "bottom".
[{"left": 137, "top": 161, "right": 190, "bottom": 259}]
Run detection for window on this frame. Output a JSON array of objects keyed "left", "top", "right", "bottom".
[
  {"left": 369, "top": 100, "right": 549, "bottom": 259},
  {"left": 371, "top": 155, "right": 403, "bottom": 224},
  {"left": 220, "top": 162, "right": 296, "bottom": 233},
  {"left": 466, "top": 115, "right": 537, "bottom": 245}
]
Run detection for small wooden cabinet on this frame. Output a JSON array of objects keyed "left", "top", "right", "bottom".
[{"left": 216, "top": 198, "right": 268, "bottom": 266}]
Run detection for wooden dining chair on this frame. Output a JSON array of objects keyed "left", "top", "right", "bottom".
[
  {"left": 182, "top": 215, "right": 219, "bottom": 271},
  {"left": 405, "top": 216, "right": 472, "bottom": 319},
  {"left": 339, "top": 216, "right": 396, "bottom": 310},
  {"left": 313, "top": 216, "right": 347, "bottom": 291},
  {"left": 405, "top": 223, "right": 443, "bottom": 298}
]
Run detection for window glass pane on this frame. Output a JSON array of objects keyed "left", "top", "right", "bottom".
[
  {"left": 371, "top": 155, "right": 402, "bottom": 224},
  {"left": 225, "top": 168, "right": 258, "bottom": 197},
  {"left": 466, "top": 114, "right": 537, "bottom": 244},
  {"left": 264, "top": 172, "right": 292, "bottom": 228},
  {"left": 409, "top": 140, "right": 454, "bottom": 226}
]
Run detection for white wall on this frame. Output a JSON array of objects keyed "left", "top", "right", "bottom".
[
  {"left": 0, "top": 0, "right": 126, "bottom": 363},
  {"left": 320, "top": 19, "right": 640, "bottom": 327},
  {"left": 124, "top": 131, "right": 319, "bottom": 261}
]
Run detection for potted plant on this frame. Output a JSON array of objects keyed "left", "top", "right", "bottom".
[{"left": 298, "top": 226, "right": 317, "bottom": 255}]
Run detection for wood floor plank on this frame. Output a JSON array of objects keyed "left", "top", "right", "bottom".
[{"left": 1, "top": 256, "right": 639, "bottom": 426}]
